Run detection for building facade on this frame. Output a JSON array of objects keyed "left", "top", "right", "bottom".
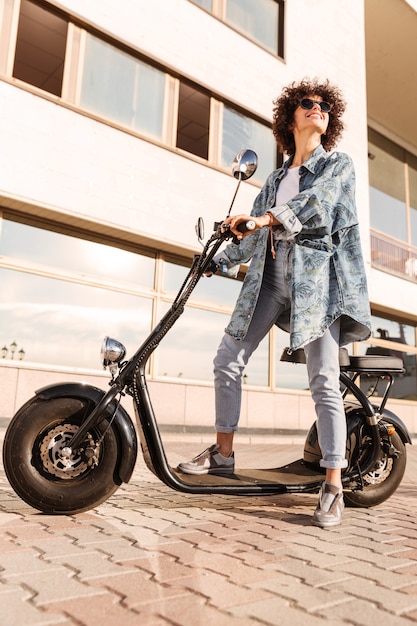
[{"left": 1, "top": 0, "right": 417, "bottom": 435}]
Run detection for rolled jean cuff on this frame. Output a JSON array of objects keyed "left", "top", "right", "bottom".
[
  {"left": 215, "top": 427, "right": 237, "bottom": 434},
  {"left": 320, "top": 458, "right": 348, "bottom": 470}
]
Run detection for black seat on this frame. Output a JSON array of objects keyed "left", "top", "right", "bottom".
[
  {"left": 280, "top": 348, "right": 404, "bottom": 373},
  {"left": 343, "top": 355, "right": 404, "bottom": 373},
  {"left": 280, "top": 347, "right": 350, "bottom": 367}
]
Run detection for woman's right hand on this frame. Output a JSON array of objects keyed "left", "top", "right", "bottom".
[{"left": 222, "top": 213, "right": 274, "bottom": 240}]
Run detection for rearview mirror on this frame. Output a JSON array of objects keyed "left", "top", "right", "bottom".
[
  {"left": 195, "top": 216, "right": 204, "bottom": 245},
  {"left": 232, "top": 149, "right": 258, "bottom": 181}
]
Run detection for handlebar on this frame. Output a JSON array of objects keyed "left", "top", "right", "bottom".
[
  {"left": 236, "top": 220, "right": 256, "bottom": 233},
  {"left": 213, "top": 219, "right": 256, "bottom": 245}
]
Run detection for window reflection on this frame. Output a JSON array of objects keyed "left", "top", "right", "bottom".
[
  {"left": 222, "top": 106, "right": 276, "bottom": 183},
  {"left": 80, "top": 35, "right": 165, "bottom": 140},
  {"left": 274, "top": 329, "right": 309, "bottom": 390},
  {"left": 163, "top": 260, "right": 242, "bottom": 307},
  {"left": 191, "top": 0, "right": 213, "bottom": 9},
  {"left": 409, "top": 164, "right": 417, "bottom": 248},
  {"left": 226, "top": 0, "right": 279, "bottom": 53},
  {"left": 368, "top": 141, "right": 407, "bottom": 241},
  {"left": 156, "top": 303, "right": 269, "bottom": 385},
  {"left": 0, "top": 220, "right": 155, "bottom": 289},
  {"left": 0, "top": 268, "right": 153, "bottom": 369},
  {"left": 357, "top": 315, "right": 417, "bottom": 400},
  {"left": 369, "top": 316, "right": 415, "bottom": 348}
]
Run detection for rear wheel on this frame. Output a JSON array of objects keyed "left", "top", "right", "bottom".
[
  {"left": 3, "top": 396, "right": 121, "bottom": 514},
  {"left": 344, "top": 424, "right": 407, "bottom": 508}
]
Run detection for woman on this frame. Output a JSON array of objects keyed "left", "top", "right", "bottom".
[{"left": 178, "top": 78, "right": 371, "bottom": 527}]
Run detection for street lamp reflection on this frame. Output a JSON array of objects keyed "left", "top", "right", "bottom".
[{"left": 1, "top": 342, "right": 25, "bottom": 360}]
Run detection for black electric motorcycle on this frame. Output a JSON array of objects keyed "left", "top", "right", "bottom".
[{"left": 2, "top": 150, "right": 411, "bottom": 514}]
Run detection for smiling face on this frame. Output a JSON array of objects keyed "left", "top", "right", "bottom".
[{"left": 292, "top": 95, "right": 330, "bottom": 136}]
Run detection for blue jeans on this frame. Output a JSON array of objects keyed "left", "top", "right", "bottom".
[{"left": 213, "top": 276, "right": 347, "bottom": 469}]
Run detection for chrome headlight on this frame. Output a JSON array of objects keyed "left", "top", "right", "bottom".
[{"left": 100, "top": 336, "right": 126, "bottom": 368}]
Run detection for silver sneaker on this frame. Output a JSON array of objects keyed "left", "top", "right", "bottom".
[
  {"left": 177, "top": 444, "right": 235, "bottom": 475},
  {"left": 312, "top": 481, "right": 344, "bottom": 528}
]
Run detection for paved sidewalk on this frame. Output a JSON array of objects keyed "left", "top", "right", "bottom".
[{"left": 1, "top": 430, "right": 417, "bottom": 626}]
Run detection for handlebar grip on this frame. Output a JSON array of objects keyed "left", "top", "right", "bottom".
[{"left": 236, "top": 220, "right": 256, "bottom": 233}]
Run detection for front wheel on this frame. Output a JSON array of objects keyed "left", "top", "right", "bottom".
[
  {"left": 3, "top": 395, "right": 121, "bottom": 514},
  {"left": 344, "top": 424, "right": 407, "bottom": 508}
]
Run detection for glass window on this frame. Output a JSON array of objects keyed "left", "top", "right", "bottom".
[
  {"left": 156, "top": 306, "right": 228, "bottom": 380},
  {"left": 191, "top": 0, "right": 213, "bottom": 9},
  {"left": 163, "top": 260, "right": 242, "bottom": 308},
  {"left": 222, "top": 106, "right": 276, "bottom": 182},
  {"left": 13, "top": 0, "right": 68, "bottom": 96},
  {"left": 80, "top": 34, "right": 165, "bottom": 140},
  {"left": 156, "top": 303, "right": 269, "bottom": 385},
  {"left": 357, "top": 315, "right": 417, "bottom": 400},
  {"left": 0, "top": 220, "right": 155, "bottom": 290},
  {"left": 409, "top": 163, "right": 417, "bottom": 248},
  {"left": 226, "top": 0, "right": 279, "bottom": 54},
  {"left": 177, "top": 83, "right": 210, "bottom": 160},
  {"left": 369, "top": 315, "right": 415, "bottom": 348},
  {"left": 0, "top": 268, "right": 153, "bottom": 369},
  {"left": 274, "top": 330, "right": 309, "bottom": 390},
  {"left": 368, "top": 140, "right": 407, "bottom": 242}
]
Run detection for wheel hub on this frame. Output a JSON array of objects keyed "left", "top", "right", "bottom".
[{"left": 39, "top": 423, "right": 98, "bottom": 479}]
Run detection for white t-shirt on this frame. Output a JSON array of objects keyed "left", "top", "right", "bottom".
[{"left": 275, "top": 166, "right": 300, "bottom": 206}]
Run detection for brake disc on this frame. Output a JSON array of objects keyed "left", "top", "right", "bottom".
[
  {"left": 362, "top": 457, "right": 393, "bottom": 485},
  {"left": 39, "top": 423, "right": 98, "bottom": 479}
]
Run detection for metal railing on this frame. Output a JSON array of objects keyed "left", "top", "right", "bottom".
[{"left": 371, "top": 230, "right": 417, "bottom": 282}]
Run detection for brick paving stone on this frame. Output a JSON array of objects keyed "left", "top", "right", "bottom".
[
  {"left": 229, "top": 594, "right": 349, "bottom": 626},
  {"left": 397, "top": 563, "right": 417, "bottom": 577},
  {"left": 179, "top": 549, "right": 283, "bottom": 585},
  {"left": 45, "top": 550, "right": 138, "bottom": 581},
  {"left": 94, "top": 517, "right": 174, "bottom": 547},
  {"left": 170, "top": 571, "right": 275, "bottom": 609},
  {"left": 338, "top": 560, "right": 417, "bottom": 589},
  {"left": 0, "top": 537, "right": 25, "bottom": 554},
  {"left": 132, "top": 592, "right": 261, "bottom": 626},
  {"left": 264, "top": 558, "right": 352, "bottom": 587},
  {"left": 4, "top": 568, "right": 106, "bottom": 605},
  {"left": 286, "top": 530, "right": 356, "bottom": 553},
  {"left": 387, "top": 547, "right": 417, "bottom": 560},
  {"left": 316, "top": 598, "right": 417, "bottom": 626},
  {"left": 46, "top": 594, "right": 165, "bottom": 626},
  {"left": 25, "top": 538, "right": 96, "bottom": 561},
  {"left": 1, "top": 523, "right": 53, "bottom": 543},
  {"left": 61, "top": 528, "right": 122, "bottom": 546},
  {"left": 153, "top": 538, "right": 217, "bottom": 563},
  {"left": 0, "top": 587, "right": 69, "bottom": 626},
  {"left": 279, "top": 544, "right": 353, "bottom": 568},
  {"left": 0, "top": 550, "right": 62, "bottom": 576},
  {"left": 328, "top": 544, "right": 415, "bottom": 570},
  {"left": 250, "top": 578, "right": 352, "bottom": 612},
  {"left": 336, "top": 534, "right": 414, "bottom": 556},
  {"left": 92, "top": 538, "right": 149, "bottom": 562},
  {"left": 119, "top": 552, "right": 201, "bottom": 583},
  {"left": 90, "top": 570, "right": 193, "bottom": 609},
  {"left": 156, "top": 536, "right": 287, "bottom": 568},
  {"left": 332, "top": 577, "right": 417, "bottom": 615}
]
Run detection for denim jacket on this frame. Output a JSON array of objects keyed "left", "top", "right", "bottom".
[{"left": 214, "top": 145, "right": 371, "bottom": 351}]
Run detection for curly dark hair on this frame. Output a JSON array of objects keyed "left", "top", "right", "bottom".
[{"left": 272, "top": 78, "right": 346, "bottom": 155}]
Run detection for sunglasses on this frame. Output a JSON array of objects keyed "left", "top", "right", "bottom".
[{"left": 300, "top": 98, "right": 332, "bottom": 113}]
